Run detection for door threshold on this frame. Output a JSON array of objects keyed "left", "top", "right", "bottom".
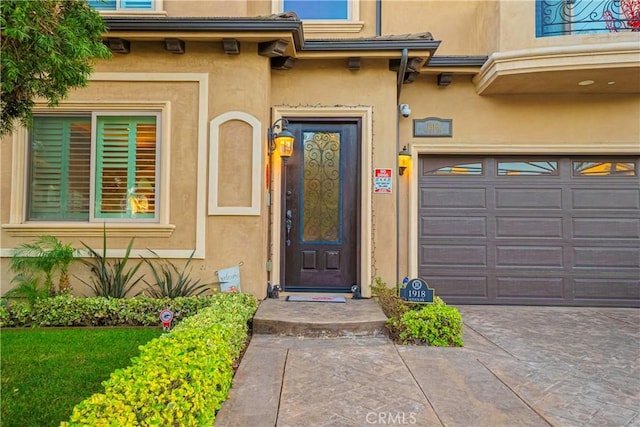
[
  {"left": 282, "top": 287, "right": 352, "bottom": 294},
  {"left": 280, "top": 291, "right": 353, "bottom": 298}
]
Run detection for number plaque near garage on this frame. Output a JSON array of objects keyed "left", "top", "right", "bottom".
[
  {"left": 399, "top": 278, "right": 434, "bottom": 303},
  {"left": 413, "top": 117, "right": 453, "bottom": 137}
]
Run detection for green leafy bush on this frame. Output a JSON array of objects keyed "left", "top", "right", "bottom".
[
  {"left": 398, "top": 297, "right": 464, "bottom": 346},
  {"left": 371, "top": 277, "right": 463, "bottom": 347},
  {"left": 0, "top": 295, "right": 232, "bottom": 328},
  {"left": 61, "top": 292, "right": 258, "bottom": 427}
]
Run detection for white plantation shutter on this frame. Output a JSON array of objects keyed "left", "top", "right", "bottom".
[
  {"left": 94, "top": 116, "right": 157, "bottom": 220},
  {"left": 28, "top": 117, "right": 91, "bottom": 220}
]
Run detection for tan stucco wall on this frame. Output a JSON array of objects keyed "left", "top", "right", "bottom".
[
  {"left": 1, "top": 42, "right": 273, "bottom": 298},
  {"left": 271, "top": 59, "right": 401, "bottom": 288},
  {"left": 381, "top": 0, "right": 497, "bottom": 55},
  {"left": 399, "top": 75, "right": 640, "bottom": 150},
  {"left": 2, "top": 0, "right": 638, "bottom": 299},
  {"left": 397, "top": 76, "right": 640, "bottom": 277},
  {"left": 164, "top": 0, "right": 249, "bottom": 17}
]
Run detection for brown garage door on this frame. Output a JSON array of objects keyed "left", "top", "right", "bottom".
[{"left": 418, "top": 156, "right": 640, "bottom": 307}]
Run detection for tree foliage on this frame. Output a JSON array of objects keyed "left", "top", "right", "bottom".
[{"left": 0, "top": 0, "right": 111, "bottom": 136}]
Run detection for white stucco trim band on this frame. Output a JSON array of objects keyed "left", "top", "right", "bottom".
[{"left": 475, "top": 41, "right": 640, "bottom": 94}]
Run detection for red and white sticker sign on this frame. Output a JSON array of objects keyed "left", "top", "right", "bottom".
[
  {"left": 374, "top": 168, "right": 393, "bottom": 194},
  {"left": 160, "top": 309, "right": 174, "bottom": 331}
]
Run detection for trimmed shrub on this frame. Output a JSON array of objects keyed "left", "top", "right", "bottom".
[
  {"left": 371, "top": 277, "right": 463, "bottom": 347},
  {"left": 61, "top": 292, "right": 257, "bottom": 426},
  {"left": 0, "top": 295, "right": 239, "bottom": 328},
  {"left": 397, "top": 297, "right": 464, "bottom": 346}
]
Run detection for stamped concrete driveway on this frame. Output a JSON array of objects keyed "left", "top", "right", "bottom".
[
  {"left": 216, "top": 305, "right": 640, "bottom": 427},
  {"left": 436, "top": 305, "right": 640, "bottom": 427}
]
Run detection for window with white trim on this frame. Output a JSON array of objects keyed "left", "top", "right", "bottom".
[
  {"left": 283, "top": 0, "right": 349, "bottom": 20},
  {"left": 28, "top": 113, "right": 160, "bottom": 222},
  {"left": 88, "top": 0, "right": 158, "bottom": 12},
  {"left": 275, "top": 0, "right": 361, "bottom": 26}
]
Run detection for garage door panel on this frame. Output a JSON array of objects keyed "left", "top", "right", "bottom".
[
  {"left": 421, "top": 244, "right": 487, "bottom": 267},
  {"left": 421, "top": 216, "right": 487, "bottom": 237},
  {"left": 418, "top": 156, "right": 640, "bottom": 307},
  {"left": 421, "top": 187, "right": 486, "bottom": 208},
  {"left": 574, "top": 279, "right": 640, "bottom": 301},
  {"left": 496, "top": 277, "right": 565, "bottom": 299},
  {"left": 572, "top": 189, "right": 640, "bottom": 209},
  {"left": 496, "top": 217, "right": 563, "bottom": 238},
  {"left": 496, "top": 245, "right": 564, "bottom": 267},
  {"left": 573, "top": 247, "right": 640, "bottom": 268},
  {"left": 572, "top": 218, "right": 640, "bottom": 239},
  {"left": 495, "top": 188, "right": 562, "bottom": 209},
  {"left": 424, "top": 276, "right": 488, "bottom": 297}
]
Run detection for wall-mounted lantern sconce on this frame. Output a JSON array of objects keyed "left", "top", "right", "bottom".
[
  {"left": 268, "top": 118, "right": 295, "bottom": 163},
  {"left": 398, "top": 146, "right": 411, "bottom": 175}
]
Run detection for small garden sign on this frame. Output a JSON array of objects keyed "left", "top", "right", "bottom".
[
  {"left": 399, "top": 278, "right": 434, "bottom": 303},
  {"left": 160, "top": 308, "right": 174, "bottom": 330}
]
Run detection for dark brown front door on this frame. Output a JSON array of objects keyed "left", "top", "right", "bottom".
[{"left": 281, "top": 119, "right": 360, "bottom": 292}]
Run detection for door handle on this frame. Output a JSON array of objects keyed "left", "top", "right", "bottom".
[{"left": 285, "top": 209, "right": 293, "bottom": 247}]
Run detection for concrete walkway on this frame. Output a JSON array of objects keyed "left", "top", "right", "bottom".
[{"left": 216, "top": 304, "right": 640, "bottom": 427}]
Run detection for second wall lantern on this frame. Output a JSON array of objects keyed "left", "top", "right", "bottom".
[{"left": 398, "top": 146, "right": 411, "bottom": 175}]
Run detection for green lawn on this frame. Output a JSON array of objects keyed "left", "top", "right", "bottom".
[{"left": 1, "top": 327, "right": 164, "bottom": 427}]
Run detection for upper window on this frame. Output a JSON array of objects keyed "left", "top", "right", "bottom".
[
  {"left": 536, "top": 0, "right": 639, "bottom": 37},
  {"left": 88, "top": 0, "right": 157, "bottom": 12},
  {"left": 28, "top": 113, "right": 160, "bottom": 222},
  {"left": 283, "top": 0, "right": 349, "bottom": 20},
  {"left": 275, "top": 0, "right": 363, "bottom": 32}
]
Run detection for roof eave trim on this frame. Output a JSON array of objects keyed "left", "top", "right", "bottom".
[
  {"left": 426, "top": 55, "right": 489, "bottom": 67},
  {"left": 304, "top": 40, "right": 441, "bottom": 52},
  {"left": 104, "top": 17, "right": 305, "bottom": 46},
  {"left": 105, "top": 17, "right": 302, "bottom": 29}
]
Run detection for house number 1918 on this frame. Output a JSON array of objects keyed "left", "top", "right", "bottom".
[{"left": 408, "top": 290, "right": 427, "bottom": 298}]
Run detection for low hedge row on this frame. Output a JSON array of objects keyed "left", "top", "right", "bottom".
[
  {"left": 61, "top": 292, "right": 258, "bottom": 426},
  {"left": 0, "top": 295, "right": 222, "bottom": 327}
]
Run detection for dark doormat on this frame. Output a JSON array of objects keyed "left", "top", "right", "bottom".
[{"left": 286, "top": 295, "right": 347, "bottom": 303}]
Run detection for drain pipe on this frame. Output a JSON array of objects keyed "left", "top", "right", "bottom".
[
  {"left": 396, "top": 48, "right": 408, "bottom": 287},
  {"left": 376, "top": 0, "right": 382, "bottom": 36}
]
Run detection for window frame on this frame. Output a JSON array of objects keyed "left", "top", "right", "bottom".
[
  {"left": 88, "top": 0, "right": 164, "bottom": 14},
  {"left": 272, "top": 0, "right": 363, "bottom": 33},
  {"left": 90, "top": 111, "right": 161, "bottom": 223},
  {"left": 22, "top": 106, "right": 165, "bottom": 228}
]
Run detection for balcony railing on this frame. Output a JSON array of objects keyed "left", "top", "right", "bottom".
[{"left": 536, "top": 0, "right": 640, "bottom": 37}]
